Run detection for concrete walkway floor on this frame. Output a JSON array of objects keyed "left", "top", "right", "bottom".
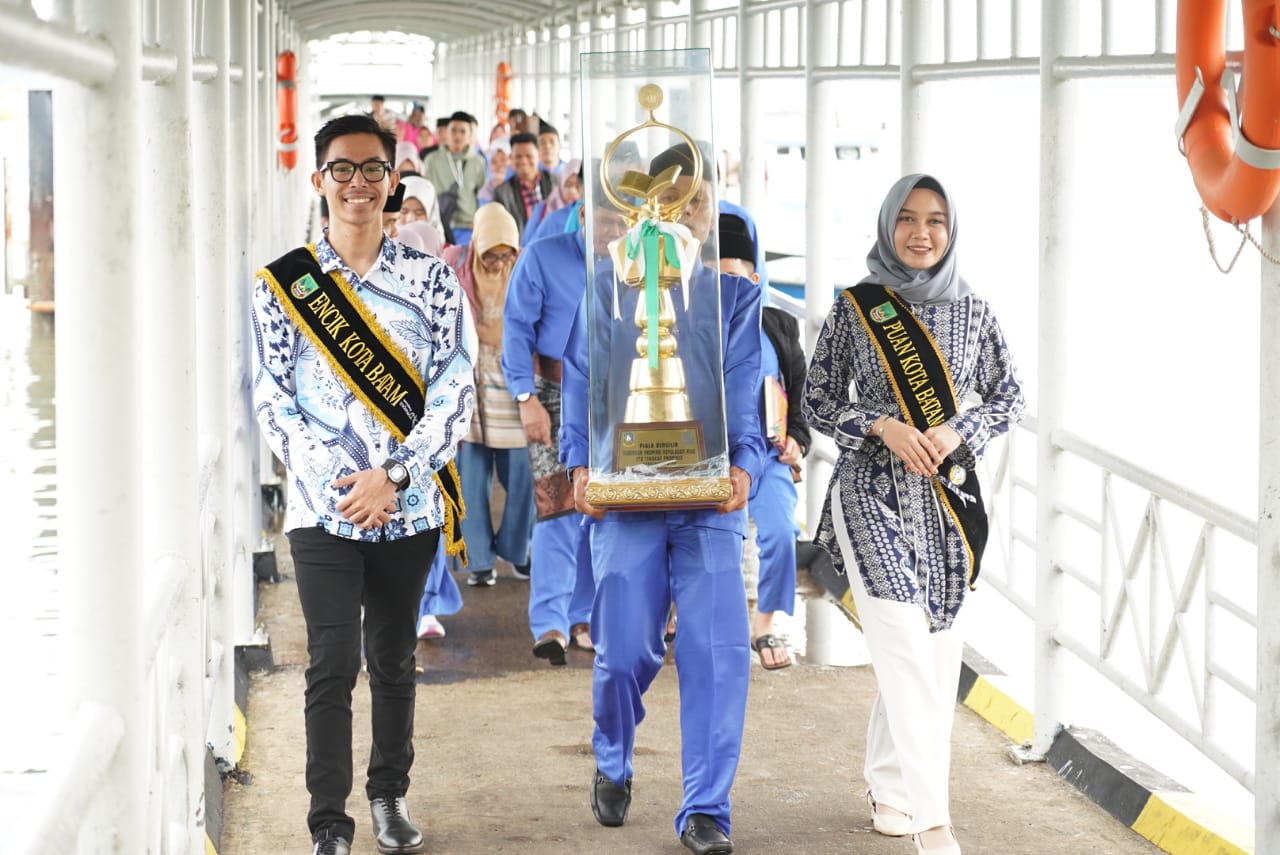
[{"left": 219, "top": 537, "right": 1161, "bottom": 855}]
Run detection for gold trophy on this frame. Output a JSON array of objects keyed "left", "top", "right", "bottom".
[{"left": 585, "top": 83, "right": 732, "bottom": 509}]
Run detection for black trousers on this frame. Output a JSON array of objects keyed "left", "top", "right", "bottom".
[{"left": 288, "top": 526, "right": 440, "bottom": 842}]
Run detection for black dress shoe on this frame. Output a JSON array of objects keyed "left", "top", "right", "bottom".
[
  {"left": 370, "top": 796, "right": 424, "bottom": 854},
  {"left": 590, "top": 768, "right": 632, "bottom": 827},
  {"left": 312, "top": 830, "right": 351, "bottom": 855},
  {"left": 681, "top": 813, "right": 734, "bottom": 855}
]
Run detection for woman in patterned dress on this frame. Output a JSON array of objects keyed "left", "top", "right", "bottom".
[{"left": 801, "top": 173, "right": 1025, "bottom": 855}]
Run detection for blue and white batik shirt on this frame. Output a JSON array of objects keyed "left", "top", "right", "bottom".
[{"left": 251, "top": 234, "right": 475, "bottom": 541}]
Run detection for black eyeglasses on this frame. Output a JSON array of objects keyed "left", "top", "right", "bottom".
[{"left": 323, "top": 158, "right": 392, "bottom": 182}]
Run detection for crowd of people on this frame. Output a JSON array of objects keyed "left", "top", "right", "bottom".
[{"left": 251, "top": 97, "right": 1024, "bottom": 855}]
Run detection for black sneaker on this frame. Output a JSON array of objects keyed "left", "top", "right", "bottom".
[
  {"left": 512, "top": 561, "right": 531, "bottom": 580},
  {"left": 466, "top": 568, "right": 496, "bottom": 587}
]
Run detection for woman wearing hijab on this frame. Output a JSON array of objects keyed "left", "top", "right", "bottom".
[
  {"left": 394, "top": 141, "right": 422, "bottom": 176},
  {"left": 439, "top": 204, "right": 534, "bottom": 590},
  {"left": 801, "top": 174, "right": 1024, "bottom": 855},
  {"left": 477, "top": 137, "right": 512, "bottom": 206},
  {"left": 396, "top": 221, "right": 445, "bottom": 256},
  {"left": 397, "top": 174, "right": 444, "bottom": 239}
]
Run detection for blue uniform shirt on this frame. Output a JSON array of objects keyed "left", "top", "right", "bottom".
[{"left": 500, "top": 230, "right": 588, "bottom": 399}]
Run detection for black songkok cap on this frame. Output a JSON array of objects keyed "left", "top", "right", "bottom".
[
  {"left": 383, "top": 183, "right": 405, "bottom": 213},
  {"left": 718, "top": 213, "right": 756, "bottom": 264},
  {"left": 448, "top": 110, "right": 477, "bottom": 125},
  {"left": 647, "top": 140, "right": 713, "bottom": 179}
]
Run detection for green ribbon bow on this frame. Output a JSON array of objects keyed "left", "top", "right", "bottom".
[{"left": 625, "top": 219, "right": 683, "bottom": 370}]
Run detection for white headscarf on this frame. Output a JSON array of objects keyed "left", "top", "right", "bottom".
[
  {"left": 394, "top": 141, "right": 422, "bottom": 174},
  {"left": 398, "top": 175, "right": 444, "bottom": 236},
  {"left": 860, "top": 173, "right": 970, "bottom": 305}
]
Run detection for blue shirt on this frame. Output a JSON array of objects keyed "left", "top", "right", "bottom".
[
  {"left": 501, "top": 230, "right": 587, "bottom": 399},
  {"left": 250, "top": 235, "right": 476, "bottom": 540}
]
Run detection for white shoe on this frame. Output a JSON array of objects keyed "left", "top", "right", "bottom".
[
  {"left": 867, "top": 791, "right": 912, "bottom": 837},
  {"left": 913, "top": 826, "right": 961, "bottom": 855},
  {"left": 416, "top": 614, "right": 446, "bottom": 639}
]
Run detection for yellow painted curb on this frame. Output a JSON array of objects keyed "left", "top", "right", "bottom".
[
  {"left": 961, "top": 674, "right": 1034, "bottom": 745},
  {"left": 1132, "top": 791, "right": 1253, "bottom": 855}
]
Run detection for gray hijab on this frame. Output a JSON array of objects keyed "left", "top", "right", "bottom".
[{"left": 859, "top": 173, "right": 970, "bottom": 305}]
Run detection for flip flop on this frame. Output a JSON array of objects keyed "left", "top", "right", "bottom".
[
  {"left": 752, "top": 634, "right": 793, "bottom": 670},
  {"left": 570, "top": 622, "right": 595, "bottom": 652}
]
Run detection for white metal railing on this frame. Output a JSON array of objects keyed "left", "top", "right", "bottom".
[
  {"left": 4, "top": 0, "right": 1271, "bottom": 849},
  {"left": 0, "top": 0, "right": 282, "bottom": 852}
]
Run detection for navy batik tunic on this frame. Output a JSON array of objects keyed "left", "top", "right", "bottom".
[{"left": 801, "top": 290, "right": 1025, "bottom": 631}]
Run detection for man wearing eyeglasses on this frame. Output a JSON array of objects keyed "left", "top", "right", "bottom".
[{"left": 250, "top": 113, "right": 475, "bottom": 855}]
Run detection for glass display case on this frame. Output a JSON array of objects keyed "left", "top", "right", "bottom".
[{"left": 579, "top": 49, "right": 729, "bottom": 509}]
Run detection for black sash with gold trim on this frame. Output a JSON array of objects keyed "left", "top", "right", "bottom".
[
  {"left": 846, "top": 283, "right": 988, "bottom": 585},
  {"left": 259, "top": 245, "right": 468, "bottom": 565}
]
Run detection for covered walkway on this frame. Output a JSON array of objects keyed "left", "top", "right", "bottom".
[{"left": 0, "top": 0, "right": 1274, "bottom": 853}]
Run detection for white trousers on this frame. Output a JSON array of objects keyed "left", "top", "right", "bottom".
[{"left": 832, "top": 493, "right": 964, "bottom": 833}]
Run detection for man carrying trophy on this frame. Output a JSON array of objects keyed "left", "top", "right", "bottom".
[{"left": 560, "top": 83, "right": 767, "bottom": 854}]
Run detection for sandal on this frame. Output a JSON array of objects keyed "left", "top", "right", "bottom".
[
  {"left": 751, "top": 634, "right": 793, "bottom": 670},
  {"left": 867, "top": 790, "right": 911, "bottom": 837},
  {"left": 570, "top": 622, "right": 595, "bottom": 652}
]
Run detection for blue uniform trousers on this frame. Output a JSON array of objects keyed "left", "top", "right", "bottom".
[
  {"left": 748, "top": 457, "right": 800, "bottom": 615},
  {"left": 589, "top": 514, "right": 750, "bottom": 837},
  {"left": 528, "top": 512, "right": 594, "bottom": 639},
  {"left": 456, "top": 441, "right": 535, "bottom": 571}
]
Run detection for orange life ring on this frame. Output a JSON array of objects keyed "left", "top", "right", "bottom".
[
  {"left": 1176, "top": 0, "right": 1280, "bottom": 222},
  {"left": 277, "top": 51, "right": 298, "bottom": 171},
  {"left": 495, "top": 61, "right": 513, "bottom": 128}
]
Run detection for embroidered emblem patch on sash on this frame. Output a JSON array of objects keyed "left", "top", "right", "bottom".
[
  {"left": 870, "top": 301, "right": 898, "bottom": 323},
  {"left": 948, "top": 464, "right": 967, "bottom": 486},
  {"left": 290, "top": 273, "right": 319, "bottom": 299}
]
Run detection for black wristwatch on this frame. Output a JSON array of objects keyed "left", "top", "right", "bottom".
[{"left": 381, "top": 459, "right": 410, "bottom": 490}]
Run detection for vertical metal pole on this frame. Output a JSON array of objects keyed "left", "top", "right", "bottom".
[
  {"left": 647, "top": 0, "right": 663, "bottom": 50},
  {"left": 1026, "top": 0, "right": 1078, "bottom": 760},
  {"left": 1257, "top": 201, "right": 1280, "bottom": 855},
  {"left": 738, "top": 0, "right": 764, "bottom": 214},
  {"left": 56, "top": 0, "right": 144, "bottom": 847},
  {"left": 145, "top": 0, "right": 202, "bottom": 839},
  {"left": 803, "top": 0, "right": 837, "bottom": 528},
  {"left": 688, "top": 0, "right": 710, "bottom": 49},
  {"left": 531, "top": 31, "right": 541, "bottom": 116},
  {"left": 193, "top": 0, "right": 237, "bottom": 766},
  {"left": 569, "top": 17, "right": 587, "bottom": 155},
  {"left": 143, "top": 0, "right": 202, "bottom": 849},
  {"left": 548, "top": 26, "right": 561, "bottom": 129},
  {"left": 900, "top": 0, "right": 931, "bottom": 173},
  {"left": 229, "top": 0, "right": 260, "bottom": 648},
  {"left": 539, "top": 28, "right": 552, "bottom": 121}
]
